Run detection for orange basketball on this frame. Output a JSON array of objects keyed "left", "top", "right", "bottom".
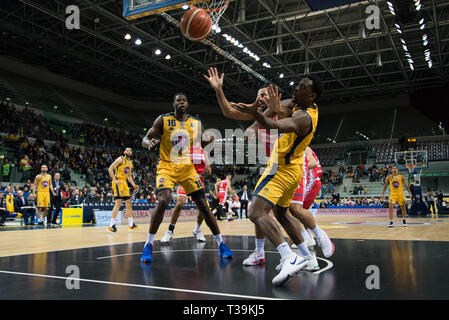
[{"left": 180, "top": 8, "right": 212, "bottom": 42}]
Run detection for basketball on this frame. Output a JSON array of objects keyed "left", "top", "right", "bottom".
[{"left": 180, "top": 8, "right": 212, "bottom": 42}]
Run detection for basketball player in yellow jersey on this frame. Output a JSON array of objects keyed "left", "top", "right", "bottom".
[
  {"left": 381, "top": 165, "right": 412, "bottom": 228},
  {"left": 31, "top": 164, "right": 55, "bottom": 227},
  {"left": 140, "top": 93, "right": 234, "bottom": 264},
  {"left": 107, "top": 147, "right": 139, "bottom": 233},
  {"left": 231, "top": 77, "right": 323, "bottom": 286}
]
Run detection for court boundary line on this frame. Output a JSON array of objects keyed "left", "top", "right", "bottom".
[{"left": 0, "top": 270, "right": 283, "bottom": 300}]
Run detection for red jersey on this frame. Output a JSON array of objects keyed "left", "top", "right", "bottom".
[
  {"left": 308, "top": 149, "right": 322, "bottom": 181},
  {"left": 190, "top": 144, "right": 206, "bottom": 174},
  {"left": 218, "top": 180, "right": 228, "bottom": 193},
  {"left": 258, "top": 114, "right": 278, "bottom": 157}
]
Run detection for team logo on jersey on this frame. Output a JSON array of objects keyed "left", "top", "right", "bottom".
[
  {"left": 392, "top": 181, "right": 400, "bottom": 188},
  {"left": 180, "top": 122, "right": 185, "bottom": 128},
  {"left": 41, "top": 181, "right": 48, "bottom": 188},
  {"left": 123, "top": 166, "right": 130, "bottom": 174},
  {"left": 159, "top": 178, "right": 165, "bottom": 183}
]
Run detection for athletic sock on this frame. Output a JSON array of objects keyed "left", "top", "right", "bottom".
[
  {"left": 213, "top": 234, "right": 223, "bottom": 245},
  {"left": 301, "top": 229, "right": 311, "bottom": 240},
  {"left": 255, "top": 238, "right": 265, "bottom": 254},
  {"left": 311, "top": 225, "right": 322, "bottom": 237},
  {"left": 194, "top": 224, "right": 201, "bottom": 233},
  {"left": 168, "top": 224, "right": 175, "bottom": 232},
  {"left": 145, "top": 233, "right": 155, "bottom": 247},
  {"left": 128, "top": 217, "right": 134, "bottom": 227},
  {"left": 109, "top": 218, "right": 115, "bottom": 228},
  {"left": 296, "top": 242, "right": 312, "bottom": 258},
  {"left": 277, "top": 242, "right": 293, "bottom": 259}
]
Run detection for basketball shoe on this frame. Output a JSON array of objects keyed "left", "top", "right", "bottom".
[
  {"left": 242, "top": 251, "right": 266, "bottom": 266},
  {"left": 272, "top": 253, "right": 311, "bottom": 286}
]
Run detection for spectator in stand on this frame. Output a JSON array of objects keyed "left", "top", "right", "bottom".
[
  {"left": 2, "top": 159, "right": 11, "bottom": 182},
  {"left": 14, "top": 190, "right": 35, "bottom": 225},
  {"left": 84, "top": 188, "right": 98, "bottom": 202},
  {"left": 137, "top": 195, "right": 148, "bottom": 204},
  {"left": 69, "top": 189, "right": 83, "bottom": 205},
  {"left": 331, "top": 190, "right": 340, "bottom": 205},
  {"left": 20, "top": 155, "right": 32, "bottom": 182}
]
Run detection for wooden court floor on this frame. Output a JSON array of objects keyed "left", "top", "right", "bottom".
[{"left": 0, "top": 214, "right": 448, "bottom": 258}]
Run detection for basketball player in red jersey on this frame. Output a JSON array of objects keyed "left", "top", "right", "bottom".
[
  {"left": 215, "top": 174, "right": 235, "bottom": 221},
  {"left": 205, "top": 67, "right": 333, "bottom": 273},
  {"left": 161, "top": 143, "right": 212, "bottom": 243}
]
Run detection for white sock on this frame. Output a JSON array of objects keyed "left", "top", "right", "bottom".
[
  {"left": 277, "top": 242, "right": 293, "bottom": 259},
  {"left": 301, "top": 229, "right": 311, "bottom": 240},
  {"left": 296, "top": 242, "right": 312, "bottom": 258},
  {"left": 311, "top": 225, "right": 322, "bottom": 237},
  {"left": 128, "top": 217, "right": 134, "bottom": 227},
  {"left": 194, "top": 224, "right": 201, "bottom": 233},
  {"left": 213, "top": 234, "right": 223, "bottom": 245},
  {"left": 109, "top": 218, "right": 114, "bottom": 228},
  {"left": 145, "top": 233, "right": 155, "bottom": 247},
  {"left": 255, "top": 238, "right": 265, "bottom": 254}
]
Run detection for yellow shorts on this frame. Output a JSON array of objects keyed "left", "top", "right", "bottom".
[
  {"left": 156, "top": 161, "right": 203, "bottom": 196},
  {"left": 253, "top": 161, "right": 302, "bottom": 208},
  {"left": 37, "top": 192, "right": 50, "bottom": 208},
  {"left": 389, "top": 192, "right": 406, "bottom": 205},
  {"left": 112, "top": 178, "right": 131, "bottom": 199}
]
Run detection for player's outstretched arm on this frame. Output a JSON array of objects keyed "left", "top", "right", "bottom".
[
  {"left": 233, "top": 98, "right": 312, "bottom": 136},
  {"left": 204, "top": 67, "right": 255, "bottom": 121},
  {"left": 142, "top": 115, "right": 163, "bottom": 149}
]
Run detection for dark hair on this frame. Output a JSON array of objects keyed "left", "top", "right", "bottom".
[
  {"left": 173, "top": 92, "right": 188, "bottom": 102},
  {"left": 305, "top": 75, "right": 324, "bottom": 101}
]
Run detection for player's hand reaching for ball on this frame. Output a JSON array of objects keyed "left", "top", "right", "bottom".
[
  {"left": 262, "top": 85, "right": 282, "bottom": 114},
  {"left": 204, "top": 67, "right": 224, "bottom": 91},
  {"left": 230, "top": 97, "right": 260, "bottom": 116}
]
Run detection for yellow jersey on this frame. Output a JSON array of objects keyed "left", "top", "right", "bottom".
[
  {"left": 115, "top": 156, "right": 133, "bottom": 180},
  {"left": 159, "top": 113, "right": 200, "bottom": 165},
  {"left": 269, "top": 104, "right": 318, "bottom": 165},
  {"left": 389, "top": 174, "right": 404, "bottom": 193},
  {"left": 6, "top": 194, "right": 14, "bottom": 213},
  {"left": 37, "top": 174, "right": 51, "bottom": 194}
]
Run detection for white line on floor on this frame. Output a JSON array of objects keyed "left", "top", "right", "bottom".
[{"left": 0, "top": 270, "right": 282, "bottom": 300}]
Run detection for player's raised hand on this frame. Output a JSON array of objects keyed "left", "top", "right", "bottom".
[
  {"left": 262, "top": 85, "right": 282, "bottom": 114},
  {"left": 204, "top": 67, "right": 224, "bottom": 91},
  {"left": 230, "top": 97, "right": 260, "bottom": 115}
]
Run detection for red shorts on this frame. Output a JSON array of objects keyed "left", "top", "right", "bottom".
[
  {"left": 218, "top": 192, "right": 227, "bottom": 206},
  {"left": 177, "top": 176, "right": 204, "bottom": 198},
  {"left": 291, "top": 179, "right": 321, "bottom": 209}
]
